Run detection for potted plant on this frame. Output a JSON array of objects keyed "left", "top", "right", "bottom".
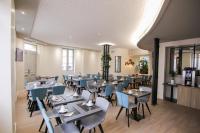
[
  {"left": 135, "top": 59, "right": 148, "bottom": 74},
  {"left": 101, "top": 54, "right": 112, "bottom": 81}
]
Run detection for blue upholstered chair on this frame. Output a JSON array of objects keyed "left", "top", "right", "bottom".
[
  {"left": 98, "top": 84, "right": 114, "bottom": 106},
  {"left": 77, "top": 79, "right": 87, "bottom": 94},
  {"left": 122, "top": 80, "right": 129, "bottom": 89},
  {"left": 80, "top": 97, "right": 110, "bottom": 133},
  {"left": 63, "top": 75, "right": 70, "bottom": 85},
  {"left": 36, "top": 97, "right": 57, "bottom": 132},
  {"left": 40, "top": 108, "right": 79, "bottom": 133},
  {"left": 114, "top": 83, "right": 124, "bottom": 105},
  {"left": 138, "top": 86, "right": 152, "bottom": 118},
  {"left": 29, "top": 87, "right": 47, "bottom": 117},
  {"left": 52, "top": 85, "right": 65, "bottom": 95},
  {"left": 116, "top": 91, "right": 137, "bottom": 127}
]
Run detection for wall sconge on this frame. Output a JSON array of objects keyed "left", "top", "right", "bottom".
[{"left": 125, "top": 59, "right": 134, "bottom": 66}]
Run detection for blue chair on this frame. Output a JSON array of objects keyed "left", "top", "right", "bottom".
[
  {"left": 114, "top": 83, "right": 124, "bottom": 105},
  {"left": 122, "top": 80, "right": 129, "bottom": 89},
  {"left": 77, "top": 79, "right": 87, "bottom": 94},
  {"left": 80, "top": 97, "right": 110, "bottom": 133},
  {"left": 98, "top": 84, "right": 114, "bottom": 106},
  {"left": 116, "top": 92, "right": 137, "bottom": 127},
  {"left": 40, "top": 108, "right": 79, "bottom": 133},
  {"left": 29, "top": 87, "right": 48, "bottom": 117},
  {"left": 36, "top": 98, "right": 59, "bottom": 132},
  {"left": 138, "top": 86, "right": 152, "bottom": 118},
  {"left": 52, "top": 85, "right": 65, "bottom": 95},
  {"left": 63, "top": 75, "right": 69, "bottom": 85}
]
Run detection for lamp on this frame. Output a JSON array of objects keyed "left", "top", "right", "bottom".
[{"left": 125, "top": 59, "right": 134, "bottom": 66}]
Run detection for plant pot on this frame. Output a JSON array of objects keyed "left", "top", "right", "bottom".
[{"left": 171, "top": 79, "right": 175, "bottom": 85}]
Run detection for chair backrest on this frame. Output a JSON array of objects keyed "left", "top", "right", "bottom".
[
  {"left": 41, "top": 109, "right": 54, "bottom": 133},
  {"left": 30, "top": 88, "right": 47, "bottom": 101},
  {"left": 63, "top": 75, "right": 68, "bottom": 80},
  {"left": 96, "top": 97, "right": 110, "bottom": 112},
  {"left": 122, "top": 80, "right": 129, "bottom": 88},
  {"left": 36, "top": 97, "right": 44, "bottom": 111},
  {"left": 86, "top": 80, "right": 95, "bottom": 89},
  {"left": 116, "top": 83, "right": 123, "bottom": 92},
  {"left": 55, "top": 76, "right": 59, "bottom": 81},
  {"left": 116, "top": 91, "right": 129, "bottom": 108},
  {"left": 104, "top": 85, "right": 114, "bottom": 96},
  {"left": 80, "top": 79, "right": 87, "bottom": 87},
  {"left": 138, "top": 86, "right": 152, "bottom": 102},
  {"left": 82, "top": 90, "right": 91, "bottom": 101},
  {"left": 52, "top": 85, "right": 65, "bottom": 95}
]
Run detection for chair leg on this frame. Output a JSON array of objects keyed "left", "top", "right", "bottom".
[
  {"left": 89, "top": 129, "right": 92, "bottom": 133},
  {"left": 145, "top": 102, "right": 151, "bottom": 114},
  {"left": 127, "top": 109, "right": 130, "bottom": 127},
  {"left": 116, "top": 107, "right": 123, "bottom": 120},
  {"left": 39, "top": 119, "right": 44, "bottom": 132},
  {"left": 126, "top": 109, "right": 128, "bottom": 116},
  {"left": 80, "top": 127, "right": 84, "bottom": 133},
  {"left": 142, "top": 103, "right": 145, "bottom": 118},
  {"left": 138, "top": 103, "right": 140, "bottom": 111},
  {"left": 98, "top": 124, "right": 104, "bottom": 133},
  {"left": 45, "top": 126, "right": 47, "bottom": 133},
  {"left": 94, "top": 127, "right": 96, "bottom": 132}
]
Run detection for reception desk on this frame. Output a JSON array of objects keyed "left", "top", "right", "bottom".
[{"left": 177, "top": 85, "right": 200, "bottom": 110}]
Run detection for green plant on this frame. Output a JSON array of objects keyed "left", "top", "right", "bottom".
[
  {"left": 101, "top": 54, "right": 112, "bottom": 68},
  {"left": 135, "top": 59, "right": 148, "bottom": 74}
]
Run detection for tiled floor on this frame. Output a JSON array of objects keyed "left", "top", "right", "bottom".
[{"left": 16, "top": 88, "right": 200, "bottom": 133}]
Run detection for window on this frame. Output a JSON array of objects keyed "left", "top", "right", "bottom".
[
  {"left": 24, "top": 43, "right": 37, "bottom": 52},
  {"left": 62, "top": 49, "right": 74, "bottom": 71}
]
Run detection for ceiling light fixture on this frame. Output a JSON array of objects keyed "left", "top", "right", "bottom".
[
  {"left": 131, "top": 0, "right": 165, "bottom": 46},
  {"left": 98, "top": 42, "right": 115, "bottom": 46}
]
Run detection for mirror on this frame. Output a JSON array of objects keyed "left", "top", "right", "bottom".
[
  {"left": 115, "top": 56, "right": 121, "bottom": 73},
  {"left": 182, "top": 46, "right": 194, "bottom": 70}
]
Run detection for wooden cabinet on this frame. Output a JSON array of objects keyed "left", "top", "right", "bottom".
[
  {"left": 177, "top": 86, "right": 192, "bottom": 107},
  {"left": 191, "top": 88, "right": 200, "bottom": 110},
  {"left": 177, "top": 85, "right": 200, "bottom": 110}
]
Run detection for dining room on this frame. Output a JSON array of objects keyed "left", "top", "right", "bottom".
[{"left": 1, "top": 0, "right": 200, "bottom": 133}]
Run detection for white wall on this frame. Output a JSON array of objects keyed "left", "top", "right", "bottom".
[
  {"left": 158, "top": 37, "right": 200, "bottom": 99},
  {"left": 15, "top": 39, "right": 102, "bottom": 93},
  {"left": 0, "top": 0, "right": 16, "bottom": 132}
]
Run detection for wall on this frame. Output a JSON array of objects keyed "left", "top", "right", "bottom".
[
  {"left": 15, "top": 39, "right": 102, "bottom": 94},
  {"left": 158, "top": 37, "right": 200, "bottom": 99},
  {"left": 0, "top": 0, "right": 16, "bottom": 132},
  {"left": 110, "top": 48, "right": 132, "bottom": 76}
]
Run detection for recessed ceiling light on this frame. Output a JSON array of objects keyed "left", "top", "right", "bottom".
[
  {"left": 21, "top": 27, "right": 25, "bottom": 31},
  {"left": 98, "top": 42, "right": 115, "bottom": 46},
  {"left": 21, "top": 11, "right": 25, "bottom": 15}
]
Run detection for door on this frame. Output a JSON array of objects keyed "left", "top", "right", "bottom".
[{"left": 24, "top": 44, "right": 37, "bottom": 82}]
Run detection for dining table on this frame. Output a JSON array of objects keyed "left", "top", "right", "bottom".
[
  {"left": 52, "top": 100, "right": 103, "bottom": 128},
  {"left": 48, "top": 94, "right": 84, "bottom": 107},
  {"left": 122, "top": 89, "right": 151, "bottom": 121}
]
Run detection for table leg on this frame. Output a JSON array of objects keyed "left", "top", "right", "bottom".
[{"left": 170, "top": 86, "right": 174, "bottom": 102}]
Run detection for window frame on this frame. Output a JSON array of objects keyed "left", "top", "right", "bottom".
[{"left": 62, "top": 48, "right": 74, "bottom": 71}]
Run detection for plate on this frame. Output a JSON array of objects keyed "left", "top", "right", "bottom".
[
  {"left": 63, "top": 112, "right": 74, "bottom": 117},
  {"left": 59, "top": 108, "right": 68, "bottom": 114},
  {"left": 86, "top": 103, "right": 94, "bottom": 107}
]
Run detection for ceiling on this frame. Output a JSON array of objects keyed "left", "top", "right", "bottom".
[
  {"left": 15, "top": 0, "right": 164, "bottom": 50},
  {"left": 138, "top": 0, "right": 200, "bottom": 51}
]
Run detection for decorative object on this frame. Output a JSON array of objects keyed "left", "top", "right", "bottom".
[
  {"left": 125, "top": 59, "right": 134, "bottom": 66},
  {"left": 115, "top": 56, "right": 121, "bottom": 73},
  {"left": 135, "top": 58, "right": 148, "bottom": 74},
  {"left": 16, "top": 48, "right": 23, "bottom": 62},
  {"left": 101, "top": 44, "right": 112, "bottom": 81}
]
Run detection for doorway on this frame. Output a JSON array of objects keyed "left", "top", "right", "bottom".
[{"left": 24, "top": 43, "right": 37, "bottom": 83}]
